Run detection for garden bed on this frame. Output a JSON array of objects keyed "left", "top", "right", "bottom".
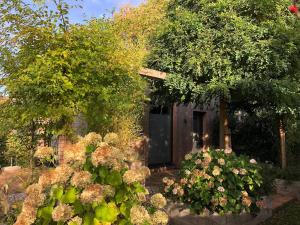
[
  {"left": 274, "top": 179, "right": 300, "bottom": 199},
  {"left": 166, "top": 202, "right": 272, "bottom": 225}
]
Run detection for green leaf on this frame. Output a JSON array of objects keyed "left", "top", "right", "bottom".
[
  {"left": 133, "top": 182, "right": 146, "bottom": 193},
  {"left": 38, "top": 206, "right": 53, "bottom": 220},
  {"left": 95, "top": 202, "right": 119, "bottom": 223},
  {"left": 120, "top": 202, "right": 132, "bottom": 218},
  {"left": 62, "top": 187, "right": 77, "bottom": 203},
  {"left": 83, "top": 213, "right": 94, "bottom": 225},
  {"left": 73, "top": 199, "right": 84, "bottom": 214},
  {"left": 98, "top": 166, "right": 109, "bottom": 181},
  {"left": 106, "top": 170, "right": 122, "bottom": 186},
  {"left": 115, "top": 189, "right": 128, "bottom": 204},
  {"left": 86, "top": 145, "right": 96, "bottom": 153},
  {"left": 52, "top": 186, "right": 64, "bottom": 200}
]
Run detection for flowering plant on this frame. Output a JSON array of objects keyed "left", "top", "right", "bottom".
[
  {"left": 15, "top": 132, "right": 168, "bottom": 225},
  {"left": 163, "top": 148, "right": 263, "bottom": 215}
]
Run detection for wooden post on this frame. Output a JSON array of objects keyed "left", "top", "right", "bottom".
[
  {"left": 219, "top": 98, "right": 231, "bottom": 150},
  {"left": 279, "top": 119, "right": 287, "bottom": 169}
]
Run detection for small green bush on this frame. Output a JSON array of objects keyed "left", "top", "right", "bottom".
[
  {"left": 163, "top": 149, "right": 263, "bottom": 215},
  {"left": 14, "top": 132, "right": 168, "bottom": 225}
]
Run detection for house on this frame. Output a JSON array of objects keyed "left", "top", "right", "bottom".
[{"left": 139, "top": 69, "right": 218, "bottom": 168}]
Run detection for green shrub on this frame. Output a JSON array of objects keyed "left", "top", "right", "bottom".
[
  {"left": 163, "top": 149, "right": 263, "bottom": 215},
  {"left": 14, "top": 132, "right": 168, "bottom": 225}
]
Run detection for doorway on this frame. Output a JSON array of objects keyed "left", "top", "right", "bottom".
[{"left": 148, "top": 105, "right": 172, "bottom": 166}]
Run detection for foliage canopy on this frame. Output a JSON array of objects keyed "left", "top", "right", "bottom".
[{"left": 148, "top": 0, "right": 300, "bottom": 116}]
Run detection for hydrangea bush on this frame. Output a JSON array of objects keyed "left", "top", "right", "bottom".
[
  {"left": 14, "top": 132, "right": 168, "bottom": 225},
  {"left": 163, "top": 148, "right": 263, "bottom": 215}
]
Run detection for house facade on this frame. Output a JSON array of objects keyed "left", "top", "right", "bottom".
[{"left": 139, "top": 69, "right": 218, "bottom": 168}]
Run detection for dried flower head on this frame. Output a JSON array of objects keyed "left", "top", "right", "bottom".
[
  {"left": 212, "top": 166, "right": 222, "bottom": 176},
  {"left": 224, "top": 148, "right": 232, "bottom": 154},
  {"left": 140, "top": 166, "right": 151, "bottom": 178},
  {"left": 23, "top": 191, "right": 45, "bottom": 208},
  {"left": 123, "top": 169, "right": 147, "bottom": 184},
  {"left": 102, "top": 185, "right": 115, "bottom": 197},
  {"left": 240, "top": 169, "right": 247, "bottom": 175},
  {"left": 54, "top": 164, "right": 74, "bottom": 184},
  {"left": 103, "top": 132, "right": 119, "bottom": 145},
  {"left": 63, "top": 143, "right": 86, "bottom": 166},
  {"left": 14, "top": 205, "right": 37, "bottom": 225},
  {"left": 137, "top": 192, "right": 147, "bottom": 202},
  {"left": 26, "top": 183, "right": 43, "bottom": 196},
  {"left": 80, "top": 184, "right": 103, "bottom": 204},
  {"left": 151, "top": 210, "right": 169, "bottom": 225},
  {"left": 34, "top": 146, "right": 54, "bottom": 160},
  {"left": 232, "top": 168, "right": 239, "bottom": 175},
  {"left": 71, "top": 171, "right": 92, "bottom": 188},
  {"left": 80, "top": 132, "right": 102, "bottom": 147},
  {"left": 67, "top": 216, "right": 82, "bottom": 225},
  {"left": 130, "top": 205, "right": 150, "bottom": 225},
  {"left": 195, "top": 159, "right": 202, "bottom": 165},
  {"left": 217, "top": 186, "right": 225, "bottom": 192},
  {"left": 38, "top": 169, "right": 59, "bottom": 188},
  {"left": 218, "top": 158, "right": 225, "bottom": 166},
  {"left": 185, "top": 153, "right": 192, "bottom": 160},
  {"left": 242, "top": 196, "right": 252, "bottom": 207},
  {"left": 241, "top": 191, "right": 249, "bottom": 197},
  {"left": 52, "top": 204, "right": 74, "bottom": 222},
  {"left": 150, "top": 193, "right": 167, "bottom": 209},
  {"left": 219, "top": 197, "right": 228, "bottom": 207},
  {"left": 91, "top": 143, "right": 112, "bottom": 167}
]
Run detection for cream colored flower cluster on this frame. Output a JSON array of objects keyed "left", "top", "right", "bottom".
[
  {"left": 70, "top": 171, "right": 92, "bottom": 188},
  {"left": 89, "top": 133, "right": 139, "bottom": 170},
  {"left": 130, "top": 205, "right": 168, "bottom": 225},
  {"left": 63, "top": 143, "right": 86, "bottom": 166},
  {"left": 38, "top": 164, "right": 74, "bottom": 189},
  {"left": 150, "top": 193, "right": 167, "bottom": 209},
  {"left": 103, "top": 132, "right": 119, "bottom": 145},
  {"left": 14, "top": 184, "right": 45, "bottom": 225},
  {"left": 80, "top": 184, "right": 103, "bottom": 204},
  {"left": 122, "top": 166, "right": 151, "bottom": 184},
  {"left": 15, "top": 132, "right": 168, "bottom": 225},
  {"left": 52, "top": 203, "right": 74, "bottom": 222},
  {"left": 78, "top": 132, "right": 102, "bottom": 147}
]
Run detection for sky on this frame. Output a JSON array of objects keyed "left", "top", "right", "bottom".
[{"left": 31, "top": 0, "right": 144, "bottom": 23}]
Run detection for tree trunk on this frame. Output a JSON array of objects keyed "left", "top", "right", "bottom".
[
  {"left": 279, "top": 119, "right": 287, "bottom": 169},
  {"left": 30, "top": 120, "right": 36, "bottom": 169},
  {"left": 219, "top": 98, "right": 231, "bottom": 149}
]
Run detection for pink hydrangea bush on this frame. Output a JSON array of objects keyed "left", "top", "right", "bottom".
[
  {"left": 163, "top": 148, "right": 263, "bottom": 215},
  {"left": 14, "top": 132, "right": 168, "bottom": 225}
]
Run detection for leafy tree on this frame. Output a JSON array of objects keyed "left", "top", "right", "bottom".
[
  {"left": 148, "top": 0, "right": 300, "bottom": 167},
  {"left": 113, "top": 0, "right": 169, "bottom": 56},
  {"left": 0, "top": 0, "right": 146, "bottom": 165}
]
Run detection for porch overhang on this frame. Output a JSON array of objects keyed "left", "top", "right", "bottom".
[{"left": 139, "top": 68, "right": 167, "bottom": 80}]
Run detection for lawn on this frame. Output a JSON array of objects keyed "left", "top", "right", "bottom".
[{"left": 260, "top": 201, "right": 300, "bottom": 225}]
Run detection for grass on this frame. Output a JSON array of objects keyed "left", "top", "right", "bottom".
[{"left": 260, "top": 201, "right": 300, "bottom": 225}]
